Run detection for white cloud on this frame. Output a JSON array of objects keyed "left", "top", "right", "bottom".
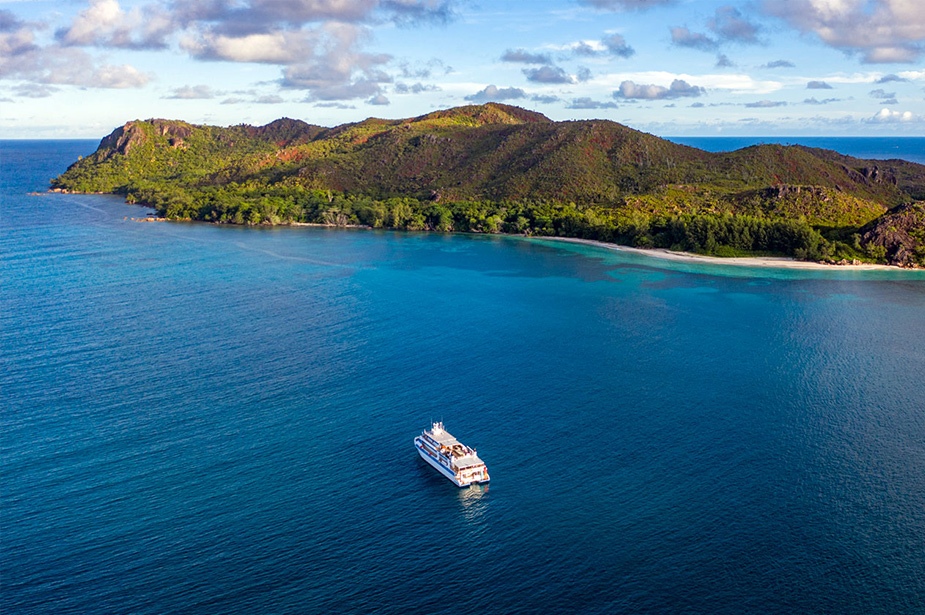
[
  {"left": 59, "top": 0, "right": 125, "bottom": 44},
  {"left": 566, "top": 96, "right": 618, "bottom": 109},
  {"left": 762, "top": 59, "right": 795, "bottom": 68},
  {"left": 7, "top": 0, "right": 453, "bottom": 102},
  {"left": 183, "top": 31, "right": 316, "bottom": 64},
  {"left": 501, "top": 48, "right": 552, "bottom": 64},
  {"left": 1, "top": 6, "right": 151, "bottom": 90},
  {"left": 615, "top": 79, "right": 704, "bottom": 100},
  {"left": 182, "top": 21, "right": 394, "bottom": 101},
  {"left": 313, "top": 101, "right": 357, "bottom": 109},
  {"left": 57, "top": 0, "right": 174, "bottom": 49},
  {"left": 89, "top": 63, "right": 151, "bottom": 88},
  {"left": 255, "top": 94, "right": 284, "bottom": 103},
  {"left": 464, "top": 84, "right": 526, "bottom": 102},
  {"left": 709, "top": 6, "right": 761, "bottom": 43},
  {"left": 1, "top": 34, "right": 151, "bottom": 89},
  {"left": 12, "top": 83, "right": 58, "bottom": 98},
  {"left": 867, "top": 107, "right": 916, "bottom": 122},
  {"left": 592, "top": 71, "right": 782, "bottom": 94},
  {"left": 762, "top": 0, "right": 925, "bottom": 63},
  {"left": 561, "top": 34, "right": 635, "bottom": 59},
  {"left": 670, "top": 26, "right": 717, "bottom": 51},
  {"left": 172, "top": 0, "right": 450, "bottom": 27},
  {"left": 0, "top": 12, "right": 38, "bottom": 77},
  {"left": 578, "top": 0, "right": 675, "bottom": 10},
  {"left": 523, "top": 65, "right": 573, "bottom": 84},
  {"left": 164, "top": 85, "right": 218, "bottom": 99},
  {"left": 744, "top": 99, "right": 787, "bottom": 107},
  {"left": 800, "top": 72, "right": 885, "bottom": 85}
]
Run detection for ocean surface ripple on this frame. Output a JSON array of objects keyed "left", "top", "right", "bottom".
[{"left": 2, "top": 141, "right": 924, "bottom": 614}]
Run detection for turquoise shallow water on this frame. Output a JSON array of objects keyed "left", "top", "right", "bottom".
[{"left": 2, "top": 141, "right": 925, "bottom": 613}]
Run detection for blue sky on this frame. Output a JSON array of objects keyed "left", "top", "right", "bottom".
[{"left": 1, "top": 0, "right": 923, "bottom": 138}]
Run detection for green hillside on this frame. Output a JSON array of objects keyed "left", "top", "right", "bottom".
[{"left": 52, "top": 103, "right": 925, "bottom": 266}]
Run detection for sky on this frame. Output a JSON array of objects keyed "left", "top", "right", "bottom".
[{"left": 1, "top": 0, "right": 924, "bottom": 138}]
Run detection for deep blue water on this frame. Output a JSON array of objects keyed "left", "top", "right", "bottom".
[
  {"left": 2, "top": 140, "right": 925, "bottom": 614},
  {"left": 667, "top": 136, "right": 925, "bottom": 165}
]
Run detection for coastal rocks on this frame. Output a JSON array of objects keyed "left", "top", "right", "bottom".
[{"left": 860, "top": 202, "right": 925, "bottom": 267}]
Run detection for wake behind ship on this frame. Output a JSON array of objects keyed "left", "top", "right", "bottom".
[{"left": 414, "top": 422, "right": 490, "bottom": 487}]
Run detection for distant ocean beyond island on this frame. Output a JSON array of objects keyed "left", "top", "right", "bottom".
[{"left": 666, "top": 136, "right": 925, "bottom": 165}]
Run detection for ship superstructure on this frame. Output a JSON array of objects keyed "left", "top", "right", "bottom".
[{"left": 414, "top": 422, "right": 490, "bottom": 487}]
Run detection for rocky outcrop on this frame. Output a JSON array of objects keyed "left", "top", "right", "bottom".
[
  {"left": 248, "top": 117, "right": 324, "bottom": 146},
  {"left": 98, "top": 122, "right": 146, "bottom": 157},
  {"left": 860, "top": 202, "right": 925, "bottom": 267},
  {"left": 97, "top": 120, "right": 195, "bottom": 156},
  {"left": 860, "top": 165, "right": 896, "bottom": 186},
  {"left": 151, "top": 119, "right": 193, "bottom": 139},
  {"left": 760, "top": 185, "right": 830, "bottom": 200},
  {"left": 838, "top": 164, "right": 898, "bottom": 188}
]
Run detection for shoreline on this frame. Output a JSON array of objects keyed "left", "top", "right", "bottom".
[
  {"left": 537, "top": 237, "right": 905, "bottom": 271},
  {"left": 65, "top": 191, "right": 910, "bottom": 271}
]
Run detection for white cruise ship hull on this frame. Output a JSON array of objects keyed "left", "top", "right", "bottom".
[
  {"left": 414, "top": 425, "right": 490, "bottom": 487},
  {"left": 416, "top": 442, "right": 466, "bottom": 486}
]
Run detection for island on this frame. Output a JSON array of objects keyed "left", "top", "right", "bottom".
[{"left": 52, "top": 103, "right": 925, "bottom": 267}]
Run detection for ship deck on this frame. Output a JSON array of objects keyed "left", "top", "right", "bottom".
[{"left": 423, "top": 425, "right": 486, "bottom": 467}]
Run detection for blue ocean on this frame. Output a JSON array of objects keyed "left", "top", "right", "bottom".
[
  {"left": 2, "top": 140, "right": 925, "bottom": 614},
  {"left": 668, "top": 136, "right": 925, "bottom": 165}
]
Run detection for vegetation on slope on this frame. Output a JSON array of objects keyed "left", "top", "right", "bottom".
[
  {"left": 859, "top": 202, "right": 925, "bottom": 267},
  {"left": 52, "top": 103, "right": 925, "bottom": 266}
]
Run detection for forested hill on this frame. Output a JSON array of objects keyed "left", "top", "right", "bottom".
[{"left": 52, "top": 103, "right": 925, "bottom": 266}]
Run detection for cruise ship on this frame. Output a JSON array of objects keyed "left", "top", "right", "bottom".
[{"left": 414, "top": 422, "right": 490, "bottom": 487}]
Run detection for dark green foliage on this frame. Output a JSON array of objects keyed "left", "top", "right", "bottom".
[
  {"left": 114, "top": 182, "right": 841, "bottom": 260},
  {"left": 51, "top": 104, "right": 925, "bottom": 266}
]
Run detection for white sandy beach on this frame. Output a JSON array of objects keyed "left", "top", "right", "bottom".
[{"left": 540, "top": 237, "right": 904, "bottom": 271}]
